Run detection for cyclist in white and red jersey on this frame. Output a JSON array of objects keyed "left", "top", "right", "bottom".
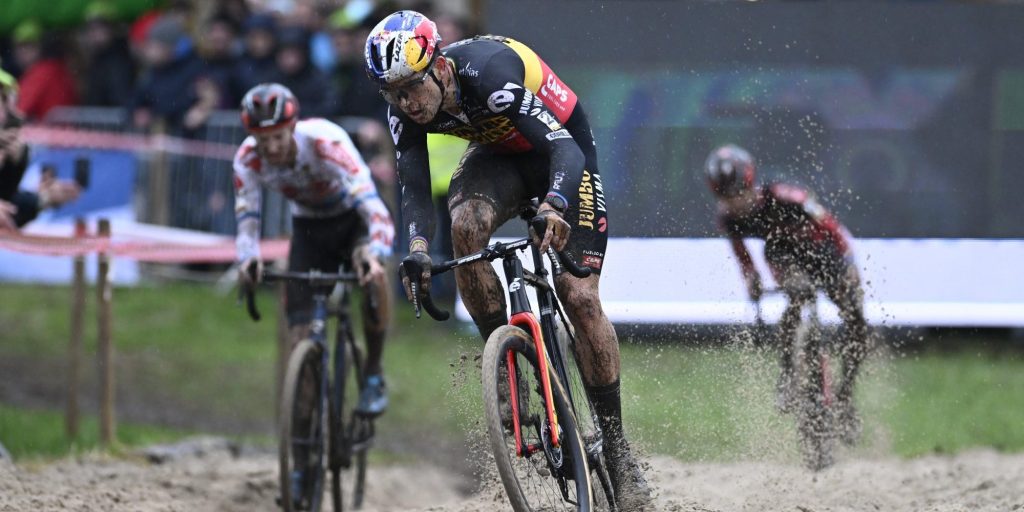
[
  {"left": 233, "top": 83, "right": 395, "bottom": 420},
  {"left": 706, "top": 144, "right": 869, "bottom": 444}
]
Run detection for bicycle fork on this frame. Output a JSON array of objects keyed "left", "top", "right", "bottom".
[{"left": 502, "top": 255, "right": 562, "bottom": 457}]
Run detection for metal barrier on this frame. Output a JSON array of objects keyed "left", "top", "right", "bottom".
[{"left": 41, "top": 107, "right": 291, "bottom": 239}]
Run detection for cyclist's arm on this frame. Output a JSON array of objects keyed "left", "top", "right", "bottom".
[
  {"left": 478, "top": 54, "right": 584, "bottom": 213},
  {"left": 314, "top": 123, "right": 395, "bottom": 259},
  {"left": 391, "top": 107, "right": 435, "bottom": 253},
  {"left": 729, "top": 234, "right": 758, "bottom": 280},
  {"left": 233, "top": 142, "right": 262, "bottom": 263},
  {"left": 720, "top": 212, "right": 758, "bottom": 282}
]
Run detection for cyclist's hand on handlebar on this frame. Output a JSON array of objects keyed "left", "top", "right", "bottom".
[
  {"left": 746, "top": 272, "right": 763, "bottom": 302},
  {"left": 531, "top": 205, "right": 570, "bottom": 253},
  {"left": 238, "top": 258, "right": 263, "bottom": 288},
  {"left": 399, "top": 251, "right": 432, "bottom": 302},
  {"left": 353, "top": 245, "right": 385, "bottom": 286}
]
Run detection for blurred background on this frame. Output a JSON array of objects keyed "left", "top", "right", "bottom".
[{"left": 0, "top": 0, "right": 1021, "bottom": 493}]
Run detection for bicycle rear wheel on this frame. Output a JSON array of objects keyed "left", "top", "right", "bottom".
[
  {"left": 795, "top": 323, "right": 835, "bottom": 471},
  {"left": 483, "top": 325, "right": 593, "bottom": 512},
  {"left": 280, "top": 339, "right": 328, "bottom": 512}
]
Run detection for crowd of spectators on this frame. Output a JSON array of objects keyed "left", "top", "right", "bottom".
[
  {"left": 0, "top": 0, "right": 471, "bottom": 138},
  {"left": 0, "top": 0, "right": 471, "bottom": 236}
]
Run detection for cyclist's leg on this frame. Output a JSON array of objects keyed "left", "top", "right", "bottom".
[
  {"left": 825, "top": 259, "right": 869, "bottom": 408},
  {"left": 318, "top": 211, "right": 392, "bottom": 416},
  {"left": 555, "top": 153, "right": 651, "bottom": 507},
  {"left": 359, "top": 265, "right": 391, "bottom": 376},
  {"left": 448, "top": 144, "right": 528, "bottom": 340},
  {"left": 770, "top": 258, "right": 815, "bottom": 411},
  {"left": 338, "top": 212, "right": 391, "bottom": 377}
]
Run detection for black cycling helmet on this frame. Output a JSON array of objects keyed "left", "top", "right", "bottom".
[
  {"left": 240, "top": 83, "right": 300, "bottom": 133},
  {"left": 705, "top": 144, "right": 755, "bottom": 198}
]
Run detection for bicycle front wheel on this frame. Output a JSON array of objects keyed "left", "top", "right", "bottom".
[
  {"left": 482, "top": 325, "right": 593, "bottom": 512},
  {"left": 795, "top": 324, "right": 835, "bottom": 471},
  {"left": 280, "top": 339, "right": 328, "bottom": 512}
]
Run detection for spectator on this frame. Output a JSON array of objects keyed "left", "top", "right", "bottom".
[
  {"left": 197, "top": 14, "right": 242, "bottom": 107},
  {"left": 0, "top": 69, "right": 79, "bottom": 231},
  {"left": 130, "top": 15, "right": 219, "bottom": 137},
  {"left": 434, "top": 12, "right": 469, "bottom": 46},
  {"left": 216, "top": 0, "right": 251, "bottom": 29},
  {"left": 13, "top": 20, "right": 79, "bottom": 121},
  {"left": 328, "top": 12, "right": 386, "bottom": 119},
  {"left": 272, "top": 26, "right": 337, "bottom": 118},
  {"left": 234, "top": 13, "right": 278, "bottom": 96},
  {"left": 79, "top": 2, "right": 136, "bottom": 107}
]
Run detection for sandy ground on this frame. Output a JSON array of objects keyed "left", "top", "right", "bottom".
[{"left": 2, "top": 440, "right": 1022, "bottom": 512}]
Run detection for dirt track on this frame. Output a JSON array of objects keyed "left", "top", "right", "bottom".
[{"left": 2, "top": 441, "right": 1022, "bottom": 512}]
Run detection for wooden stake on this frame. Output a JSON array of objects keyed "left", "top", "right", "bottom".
[
  {"left": 96, "top": 218, "right": 116, "bottom": 446},
  {"left": 66, "top": 218, "right": 86, "bottom": 439}
]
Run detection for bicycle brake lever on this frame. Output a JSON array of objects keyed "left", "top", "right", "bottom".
[
  {"left": 410, "top": 280, "right": 422, "bottom": 319},
  {"left": 546, "top": 247, "right": 562, "bottom": 275}
]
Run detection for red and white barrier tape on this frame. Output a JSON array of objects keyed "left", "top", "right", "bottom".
[
  {"left": 21, "top": 126, "right": 238, "bottom": 161},
  {"left": 0, "top": 231, "right": 288, "bottom": 263}
]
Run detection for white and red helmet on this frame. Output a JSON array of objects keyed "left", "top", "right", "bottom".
[{"left": 364, "top": 11, "right": 442, "bottom": 86}]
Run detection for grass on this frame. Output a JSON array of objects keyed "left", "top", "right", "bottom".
[
  {"left": 0, "top": 404, "right": 188, "bottom": 461},
  {"left": 1, "top": 282, "right": 1023, "bottom": 463}
]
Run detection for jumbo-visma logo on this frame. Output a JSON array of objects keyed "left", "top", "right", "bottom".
[{"left": 577, "top": 170, "right": 607, "bottom": 231}]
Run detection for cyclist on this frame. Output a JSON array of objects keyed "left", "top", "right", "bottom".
[
  {"left": 233, "top": 83, "right": 395, "bottom": 415},
  {"left": 365, "top": 11, "right": 652, "bottom": 507},
  {"left": 705, "top": 144, "right": 869, "bottom": 443}
]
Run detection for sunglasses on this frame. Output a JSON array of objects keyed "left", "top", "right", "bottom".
[{"left": 379, "top": 71, "right": 435, "bottom": 104}]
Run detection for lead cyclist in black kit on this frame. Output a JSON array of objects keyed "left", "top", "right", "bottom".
[{"left": 364, "top": 11, "right": 652, "bottom": 509}]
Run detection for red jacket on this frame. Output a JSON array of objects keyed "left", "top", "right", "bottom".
[{"left": 17, "top": 58, "right": 79, "bottom": 121}]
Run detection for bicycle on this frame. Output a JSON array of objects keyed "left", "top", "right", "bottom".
[
  {"left": 402, "top": 206, "right": 617, "bottom": 512},
  {"left": 756, "top": 287, "right": 836, "bottom": 471},
  {"left": 243, "top": 266, "right": 376, "bottom": 511}
]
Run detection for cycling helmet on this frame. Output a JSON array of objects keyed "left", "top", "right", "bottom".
[
  {"left": 705, "top": 144, "right": 755, "bottom": 197},
  {"left": 364, "top": 11, "right": 442, "bottom": 86},
  {"left": 240, "top": 83, "right": 299, "bottom": 132}
]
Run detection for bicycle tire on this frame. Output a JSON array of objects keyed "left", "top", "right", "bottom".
[
  {"left": 280, "top": 339, "right": 328, "bottom": 512},
  {"left": 329, "top": 332, "right": 370, "bottom": 512},
  {"left": 795, "top": 323, "right": 835, "bottom": 471},
  {"left": 482, "top": 325, "right": 593, "bottom": 512}
]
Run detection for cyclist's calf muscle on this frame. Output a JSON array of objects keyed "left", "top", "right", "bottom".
[{"left": 554, "top": 272, "right": 620, "bottom": 386}]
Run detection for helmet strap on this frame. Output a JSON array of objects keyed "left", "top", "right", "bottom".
[
  {"left": 428, "top": 57, "right": 451, "bottom": 118},
  {"left": 435, "top": 57, "right": 463, "bottom": 118}
]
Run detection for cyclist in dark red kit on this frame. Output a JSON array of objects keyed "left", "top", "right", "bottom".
[
  {"left": 706, "top": 144, "right": 870, "bottom": 444},
  {"left": 365, "top": 10, "right": 652, "bottom": 507}
]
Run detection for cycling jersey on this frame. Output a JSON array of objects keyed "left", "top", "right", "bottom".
[
  {"left": 233, "top": 118, "right": 395, "bottom": 262},
  {"left": 719, "top": 183, "right": 853, "bottom": 280},
  {"left": 389, "top": 35, "right": 588, "bottom": 248}
]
